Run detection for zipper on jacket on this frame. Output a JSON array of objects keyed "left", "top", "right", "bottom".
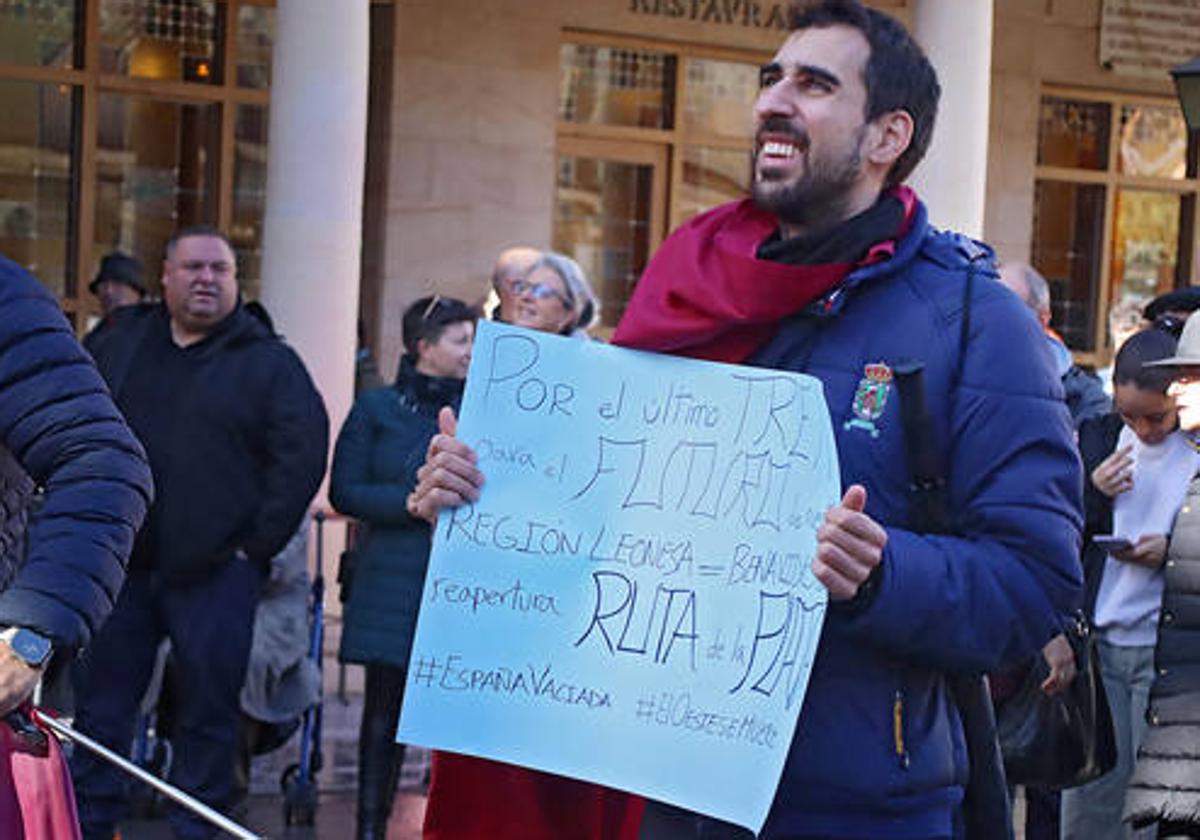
[{"left": 893, "top": 688, "right": 910, "bottom": 769}]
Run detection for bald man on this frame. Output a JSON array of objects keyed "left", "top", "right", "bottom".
[
  {"left": 487, "top": 246, "right": 541, "bottom": 323},
  {"left": 999, "top": 261, "right": 1109, "bottom": 427}
]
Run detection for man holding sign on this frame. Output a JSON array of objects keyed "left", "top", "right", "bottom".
[{"left": 409, "top": 0, "right": 1084, "bottom": 837}]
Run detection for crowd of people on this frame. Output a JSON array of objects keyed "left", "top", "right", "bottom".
[{"left": 2, "top": 1, "right": 1200, "bottom": 839}]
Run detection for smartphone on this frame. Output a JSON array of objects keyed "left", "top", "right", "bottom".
[{"left": 1093, "top": 535, "right": 1134, "bottom": 553}]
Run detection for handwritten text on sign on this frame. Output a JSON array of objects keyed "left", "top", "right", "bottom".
[{"left": 397, "top": 321, "right": 840, "bottom": 832}]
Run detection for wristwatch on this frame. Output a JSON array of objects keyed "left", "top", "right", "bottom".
[{"left": 0, "top": 627, "right": 53, "bottom": 669}]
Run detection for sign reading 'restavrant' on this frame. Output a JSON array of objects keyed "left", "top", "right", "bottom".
[{"left": 397, "top": 320, "right": 840, "bottom": 833}]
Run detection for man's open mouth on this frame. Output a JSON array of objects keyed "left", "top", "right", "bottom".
[{"left": 759, "top": 140, "right": 801, "bottom": 161}]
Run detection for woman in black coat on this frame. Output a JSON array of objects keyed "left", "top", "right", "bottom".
[{"left": 330, "top": 295, "right": 475, "bottom": 840}]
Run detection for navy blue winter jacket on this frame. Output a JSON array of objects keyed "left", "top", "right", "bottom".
[
  {"left": 0, "top": 256, "right": 152, "bottom": 648},
  {"left": 752, "top": 204, "right": 1084, "bottom": 837}
]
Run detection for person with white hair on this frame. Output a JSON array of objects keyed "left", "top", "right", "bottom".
[
  {"left": 998, "top": 261, "right": 1109, "bottom": 427},
  {"left": 486, "top": 248, "right": 600, "bottom": 337},
  {"left": 503, "top": 251, "right": 599, "bottom": 337}
]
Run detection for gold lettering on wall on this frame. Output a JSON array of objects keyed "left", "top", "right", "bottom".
[
  {"left": 627, "top": 0, "right": 790, "bottom": 31},
  {"left": 1100, "top": 0, "right": 1200, "bottom": 78}
]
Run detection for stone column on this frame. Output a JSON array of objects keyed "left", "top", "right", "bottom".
[
  {"left": 259, "top": 0, "right": 369, "bottom": 492},
  {"left": 908, "top": 0, "right": 993, "bottom": 239}
]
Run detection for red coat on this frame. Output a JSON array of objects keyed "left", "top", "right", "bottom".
[{"left": 423, "top": 753, "right": 644, "bottom": 840}]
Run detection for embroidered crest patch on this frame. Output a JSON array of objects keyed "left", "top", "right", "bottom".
[{"left": 843, "top": 362, "right": 892, "bottom": 438}]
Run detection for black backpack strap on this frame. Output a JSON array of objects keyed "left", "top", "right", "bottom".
[
  {"left": 894, "top": 243, "right": 1014, "bottom": 840},
  {"left": 955, "top": 241, "right": 989, "bottom": 390}
]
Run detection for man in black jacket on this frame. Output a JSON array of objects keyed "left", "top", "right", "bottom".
[
  {"left": 73, "top": 226, "right": 329, "bottom": 840},
  {"left": 82, "top": 251, "right": 148, "bottom": 353},
  {"left": 0, "top": 255, "right": 152, "bottom": 713}
]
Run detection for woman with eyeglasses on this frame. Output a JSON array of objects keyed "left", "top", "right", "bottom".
[
  {"left": 329, "top": 295, "right": 476, "bottom": 840},
  {"left": 499, "top": 250, "right": 599, "bottom": 337}
]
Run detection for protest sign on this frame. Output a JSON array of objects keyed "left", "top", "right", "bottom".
[{"left": 397, "top": 320, "right": 840, "bottom": 832}]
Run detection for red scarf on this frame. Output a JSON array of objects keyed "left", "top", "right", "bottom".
[
  {"left": 613, "top": 187, "right": 916, "bottom": 363},
  {"left": 423, "top": 188, "right": 916, "bottom": 840}
]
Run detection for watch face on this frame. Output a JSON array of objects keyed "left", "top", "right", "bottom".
[{"left": 11, "top": 629, "right": 51, "bottom": 667}]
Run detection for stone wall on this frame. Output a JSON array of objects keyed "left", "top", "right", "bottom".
[{"left": 985, "top": 0, "right": 1176, "bottom": 263}]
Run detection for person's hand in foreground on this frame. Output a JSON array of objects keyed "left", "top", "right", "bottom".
[
  {"left": 1039, "top": 633, "right": 1076, "bottom": 696},
  {"left": 815, "top": 484, "right": 887, "bottom": 601},
  {"left": 1091, "top": 444, "right": 1133, "bottom": 498},
  {"left": 1112, "top": 534, "right": 1168, "bottom": 571},
  {"left": 0, "top": 646, "right": 41, "bottom": 716},
  {"left": 407, "top": 407, "right": 484, "bottom": 524}
]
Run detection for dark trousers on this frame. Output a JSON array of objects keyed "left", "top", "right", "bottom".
[
  {"left": 1022, "top": 786, "right": 1059, "bottom": 840},
  {"left": 356, "top": 663, "right": 407, "bottom": 840},
  {"left": 71, "top": 561, "right": 261, "bottom": 840},
  {"left": 637, "top": 801, "right": 752, "bottom": 839}
]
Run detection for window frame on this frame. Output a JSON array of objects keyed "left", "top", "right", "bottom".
[
  {"left": 1036, "top": 85, "right": 1200, "bottom": 368},
  {"left": 0, "top": 0, "right": 273, "bottom": 331},
  {"left": 556, "top": 30, "right": 770, "bottom": 239}
]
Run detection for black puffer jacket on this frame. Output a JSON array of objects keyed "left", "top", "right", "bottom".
[
  {"left": 0, "top": 256, "right": 152, "bottom": 648},
  {"left": 1125, "top": 471, "right": 1200, "bottom": 827},
  {"left": 331, "top": 356, "right": 464, "bottom": 668},
  {"left": 88, "top": 302, "right": 328, "bottom": 583}
]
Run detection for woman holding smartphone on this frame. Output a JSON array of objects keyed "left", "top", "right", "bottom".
[{"left": 1062, "top": 326, "right": 1200, "bottom": 840}]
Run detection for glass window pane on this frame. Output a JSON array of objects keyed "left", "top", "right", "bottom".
[
  {"left": 1037, "top": 96, "right": 1111, "bottom": 170},
  {"left": 236, "top": 6, "right": 273, "bottom": 89},
  {"left": 94, "top": 93, "right": 219, "bottom": 287},
  {"left": 677, "top": 145, "right": 750, "bottom": 226},
  {"left": 1117, "top": 104, "right": 1188, "bottom": 179},
  {"left": 0, "top": 0, "right": 77, "bottom": 68},
  {"left": 233, "top": 104, "right": 268, "bottom": 298},
  {"left": 558, "top": 44, "right": 676, "bottom": 130},
  {"left": 99, "top": 0, "right": 221, "bottom": 84},
  {"left": 682, "top": 58, "right": 757, "bottom": 140},
  {"left": 0, "top": 79, "right": 75, "bottom": 295},
  {"left": 1110, "top": 189, "right": 1181, "bottom": 309},
  {"left": 1032, "top": 179, "right": 1106, "bottom": 352},
  {"left": 554, "top": 155, "right": 654, "bottom": 328}
]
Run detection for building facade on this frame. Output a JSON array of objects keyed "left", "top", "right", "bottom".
[{"left": 2, "top": 0, "right": 1198, "bottom": 427}]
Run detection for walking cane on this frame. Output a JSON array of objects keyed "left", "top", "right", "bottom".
[{"left": 30, "top": 710, "right": 265, "bottom": 840}]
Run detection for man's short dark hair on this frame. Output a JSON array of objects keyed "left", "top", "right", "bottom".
[
  {"left": 401, "top": 295, "right": 476, "bottom": 358},
  {"left": 164, "top": 225, "right": 235, "bottom": 261},
  {"left": 790, "top": 0, "right": 940, "bottom": 187},
  {"left": 1114, "top": 327, "right": 1177, "bottom": 394}
]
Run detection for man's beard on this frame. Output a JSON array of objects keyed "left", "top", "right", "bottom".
[{"left": 751, "top": 123, "right": 866, "bottom": 230}]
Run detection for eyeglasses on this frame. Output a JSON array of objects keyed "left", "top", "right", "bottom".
[{"left": 510, "top": 279, "right": 569, "bottom": 306}]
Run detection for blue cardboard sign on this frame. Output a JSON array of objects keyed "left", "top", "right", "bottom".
[{"left": 397, "top": 320, "right": 840, "bottom": 832}]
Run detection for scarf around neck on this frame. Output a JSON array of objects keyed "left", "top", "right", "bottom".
[{"left": 611, "top": 186, "right": 918, "bottom": 362}]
